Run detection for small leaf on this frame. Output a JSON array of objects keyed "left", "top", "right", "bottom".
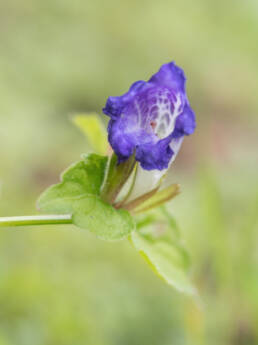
[
  {"left": 132, "top": 232, "right": 195, "bottom": 295},
  {"left": 72, "top": 114, "right": 109, "bottom": 154},
  {"left": 37, "top": 154, "right": 135, "bottom": 241},
  {"left": 131, "top": 212, "right": 195, "bottom": 295}
]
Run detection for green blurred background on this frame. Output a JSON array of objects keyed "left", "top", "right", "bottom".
[{"left": 0, "top": 0, "right": 258, "bottom": 344}]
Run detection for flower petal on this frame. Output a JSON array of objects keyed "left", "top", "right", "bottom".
[
  {"left": 149, "top": 62, "right": 186, "bottom": 93},
  {"left": 135, "top": 136, "right": 174, "bottom": 170},
  {"left": 172, "top": 103, "right": 196, "bottom": 138},
  {"left": 108, "top": 119, "right": 136, "bottom": 161},
  {"left": 103, "top": 81, "right": 149, "bottom": 119}
]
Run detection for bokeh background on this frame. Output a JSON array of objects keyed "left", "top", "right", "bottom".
[{"left": 0, "top": 0, "right": 258, "bottom": 344}]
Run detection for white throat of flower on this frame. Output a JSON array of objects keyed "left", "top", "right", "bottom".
[
  {"left": 154, "top": 93, "right": 183, "bottom": 139},
  {"left": 119, "top": 93, "right": 184, "bottom": 202}
]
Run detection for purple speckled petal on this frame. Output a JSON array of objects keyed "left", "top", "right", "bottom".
[{"left": 103, "top": 61, "right": 196, "bottom": 171}]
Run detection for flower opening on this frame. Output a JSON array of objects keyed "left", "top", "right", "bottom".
[{"left": 103, "top": 62, "right": 196, "bottom": 171}]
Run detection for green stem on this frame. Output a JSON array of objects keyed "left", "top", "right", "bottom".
[{"left": 0, "top": 214, "right": 72, "bottom": 227}]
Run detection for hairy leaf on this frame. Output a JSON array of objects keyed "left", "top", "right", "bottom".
[{"left": 37, "top": 154, "right": 135, "bottom": 240}]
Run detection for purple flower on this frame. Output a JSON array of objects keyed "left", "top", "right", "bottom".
[{"left": 103, "top": 62, "right": 196, "bottom": 171}]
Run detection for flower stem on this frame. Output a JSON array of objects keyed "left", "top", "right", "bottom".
[{"left": 0, "top": 214, "right": 72, "bottom": 228}]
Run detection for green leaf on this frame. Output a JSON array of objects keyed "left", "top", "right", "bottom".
[
  {"left": 37, "top": 154, "right": 135, "bottom": 241},
  {"left": 131, "top": 212, "right": 196, "bottom": 295},
  {"left": 72, "top": 114, "right": 109, "bottom": 155}
]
